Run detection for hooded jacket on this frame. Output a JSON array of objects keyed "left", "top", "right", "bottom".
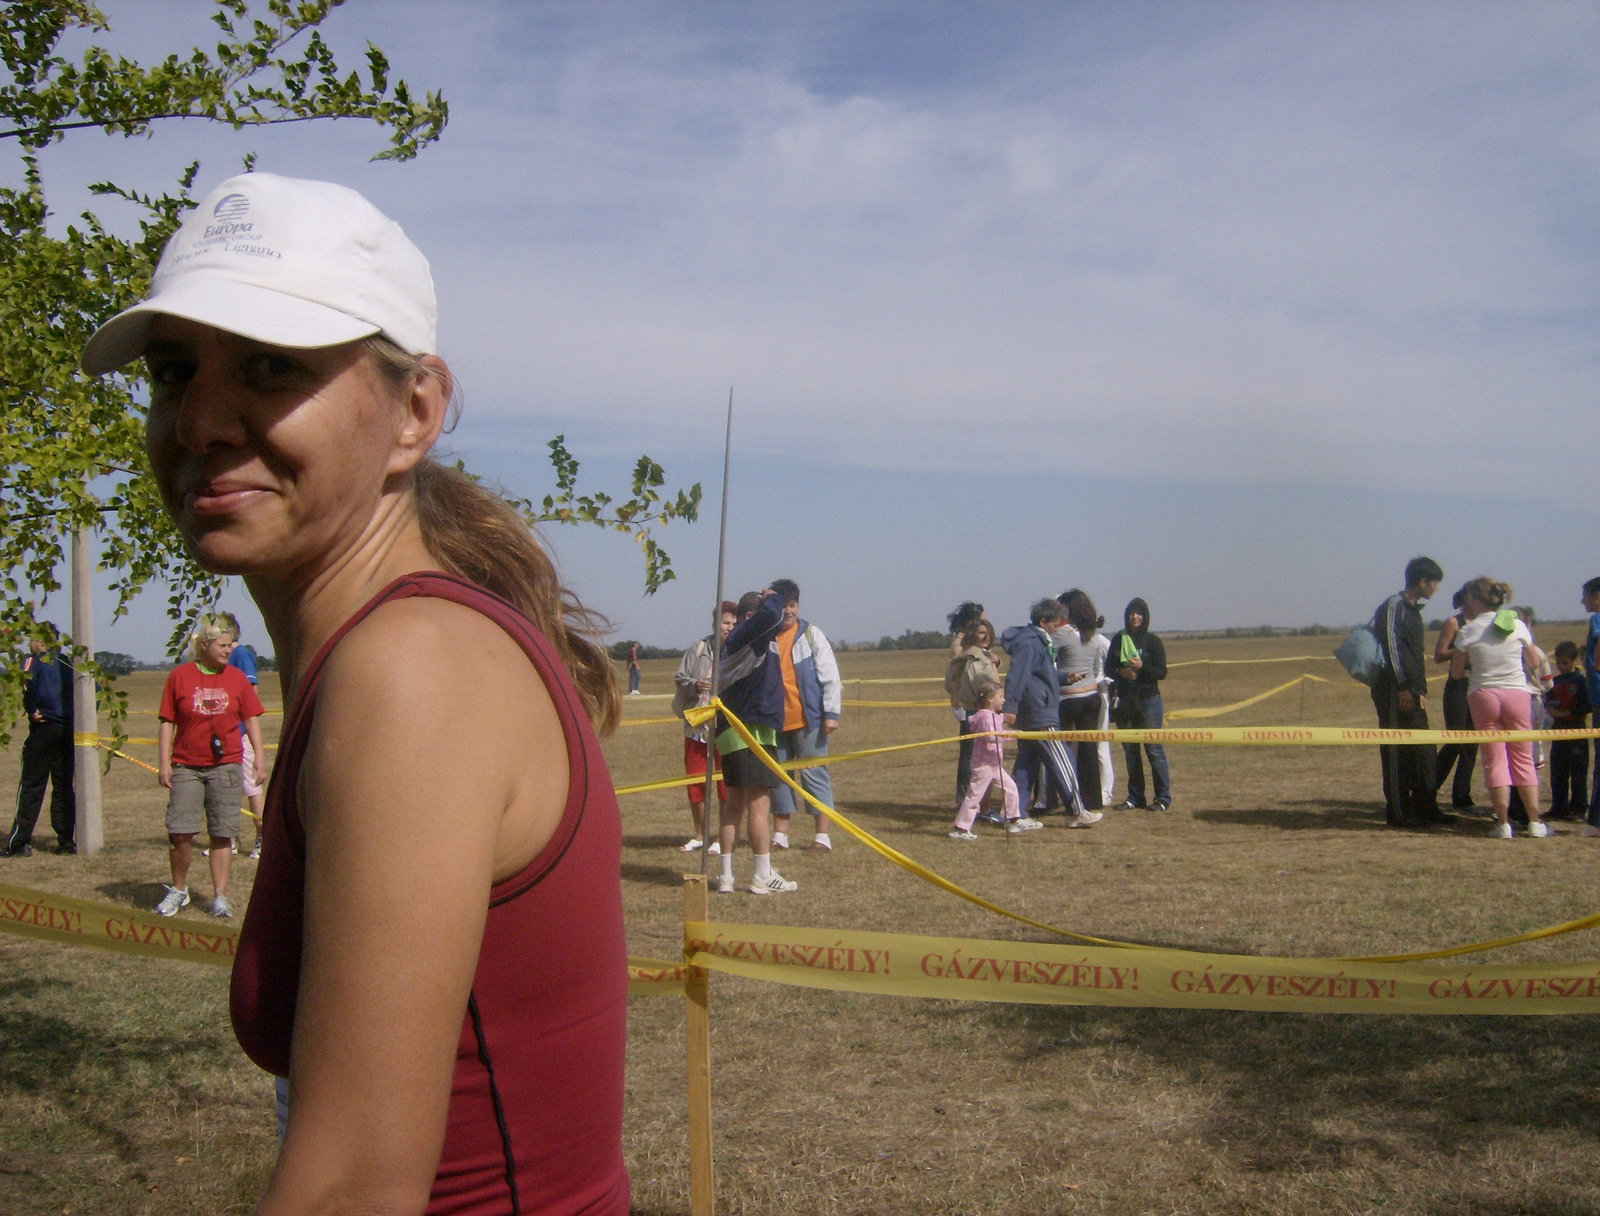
[
  {"left": 1105, "top": 598, "right": 1167, "bottom": 702},
  {"left": 1001, "top": 623, "right": 1060, "bottom": 730},
  {"left": 717, "top": 592, "right": 786, "bottom": 730}
]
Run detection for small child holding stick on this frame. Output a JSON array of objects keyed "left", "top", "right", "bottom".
[{"left": 950, "top": 682, "right": 1034, "bottom": 838}]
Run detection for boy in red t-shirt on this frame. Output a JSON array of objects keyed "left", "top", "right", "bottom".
[{"left": 156, "top": 614, "right": 266, "bottom": 918}]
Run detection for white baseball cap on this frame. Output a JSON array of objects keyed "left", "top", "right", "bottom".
[{"left": 82, "top": 172, "right": 436, "bottom": 375}]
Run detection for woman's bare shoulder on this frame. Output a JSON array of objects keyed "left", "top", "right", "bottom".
[{"left": 315, "top": 595, "right": 552, "bottom": 732}]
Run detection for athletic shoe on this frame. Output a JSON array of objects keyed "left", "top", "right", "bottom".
[
  {"left": 1490, "top": 822, "right": 1513, "bottom": 839},
  {"left": 56, "top": 841, "right": 76, "bottom": 855},
  {"left": 155, "top": 886, "right": 191, "bottom": 917},
  {"left": 1065, "top": 811, "right": 1104, "bottom": 828},
  {"left": 1114, "top": 798, "right": 1144, "bottom": 811},
  {"left": 210, "top": 895, "right": 233, "bottom": 918},
  {"left": 748, "top": 871, "right": 798, "bottom": 895},
  {"left": 976, "top": 810, "right": 1005, "bottom": 826},
  {"left": 679, "top": 838, "right": 704, "bottom": 853},
  {"left": 1152, "top": 800, "right": 1171, "bottom": 812},
  {"left": 1, "top": 842, "right": 33, "bottom": 858},
  {"left": 1007, "top": 818, "right": 1044, "bottom": 834},
  {"left": 714, "top": 872, "right": 735, "bottom": 894},
  {"left": 248, "top": 840, "right": 261, "bottom": 860},
  {"left": 1528, "top": 821, "right": 1551, "bottom": 838},
  {"left": 948, "top": 828, "right": 979, "bottom": 840}
]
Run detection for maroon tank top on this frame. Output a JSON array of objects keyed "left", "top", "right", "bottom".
[{"left": 230, "top": 572, "right": 629, "bottom": 1216}]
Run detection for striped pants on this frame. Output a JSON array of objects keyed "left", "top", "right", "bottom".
[{"left": 1011, "top": 736, "right": 1085, "bottom": 817}]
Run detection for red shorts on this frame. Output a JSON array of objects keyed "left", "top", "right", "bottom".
[{"left": 683, "top": 737, "right": 726, "bottom": 805}]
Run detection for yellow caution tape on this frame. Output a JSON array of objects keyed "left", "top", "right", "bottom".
[
  {"left": 845, "top": 698, "right": 950, "bottom": 709},
  {"left": 628, "top": 956, "right": 690, "bottom": 995},
  {"left": 1168, "top": 654, "right": 1341, "bottom": 667},
  {"left": 0, "top": 880, "right": 239, "bottom": 965},
  {"left": 1166, "top": 674, "right": 1328, "bottom": 720},
  {"left": 685, "top": 921, "right": 1600, "bottom": 1016},
  {"left": 618, "top": 716, "right": 680, "bottom": 727},
  {"left": 0, "top": 879, "right": 688, "bottom": 997},
  {"left": 695, "top": 700, "right": 1600, "bottom": 961},
  {"left": 1010, "top": 725, "right": 1600, "bottom": 746}
]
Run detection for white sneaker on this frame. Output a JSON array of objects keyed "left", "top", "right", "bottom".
[
  {"left": 155, "top": 886, "right": 190, "bottom": 917},
  {"left": 248, "top": 839, "right": 261, "bottom": 860},
  {"left": 210, "top": 894, "right": 233, "bottom": 918},
  {"left": 1491, "top": 822, "right": 1513, "bottom": 839},
  {"left": 714, "top": 872, "right": 735, "bottom": 894},
  {"left": 1065, "top": 810, "right": 1104, "bottom": 828},
  {"left": 749, "top": 870, "right": 798, "bottom": 895},
  {"left": 948, "top": 828, "right": 979, "bottom": 840},
  {"left": 679, "top": 838, "right": 704, "bottom": 853},
  {"left": 1528, "top": 821, "right": 1551, "bottom": 838},
  {"left": 1007, "top": 818, "right": 1044, "bottom": 834}
]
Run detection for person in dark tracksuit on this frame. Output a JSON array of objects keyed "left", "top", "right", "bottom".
[
  {"left": 1431, "top": 590, "right": 1479, "bottom": 813},
  {"left": 1106, "top": 597, "right": 1172, "bottom": 810},
  {"left": 1002, "top": 598, "right": 1101, "bottom": 829},
  {"left": 4, "top": 634, "right": 75, "bottom": 856},
  {"left": 1371, "top": 556, "right": 1444, "bottom": 826}
]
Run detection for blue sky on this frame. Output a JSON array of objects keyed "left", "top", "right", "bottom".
[{"left": 15, "top": 2, "right": 1600, "bottom": 657}]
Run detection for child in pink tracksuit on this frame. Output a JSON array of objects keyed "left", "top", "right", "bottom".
[{"left": 950, "top": 684, "right": 1025, "bottom": 838}]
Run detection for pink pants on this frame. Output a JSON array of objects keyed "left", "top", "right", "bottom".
[
  {"left": 954, "top": 764, "right": 1020, "bottom": 830},
  {"left": 1467, "top": 687, "right": 1536, "bottom": 789}
]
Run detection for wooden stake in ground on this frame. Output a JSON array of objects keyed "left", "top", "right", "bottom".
[
  {"left": 683, "top": 874, "right": 714, "bottom": 1216},
  {"left": 71, "top": 524, "right": 103, "bottom": 855}
]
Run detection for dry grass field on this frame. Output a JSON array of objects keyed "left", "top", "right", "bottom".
[{"left": 3, "top": 628, "right": 1599, "bottom": 1215}]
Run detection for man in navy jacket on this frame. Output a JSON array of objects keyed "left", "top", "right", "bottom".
[
  {"left": 1002, "top": 599, "right": 1100, "bottom": 830},
  {"left": 5, "top": 632, "right": 75, "bottom": 856}
]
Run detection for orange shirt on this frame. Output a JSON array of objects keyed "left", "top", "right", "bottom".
[{"left": 775, "top": 623, "right": 805, "bottom": 731}]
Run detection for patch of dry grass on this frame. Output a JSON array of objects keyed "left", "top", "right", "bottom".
[{"left": 4, "top": 630, "right": 1599, "bottom": 1214}]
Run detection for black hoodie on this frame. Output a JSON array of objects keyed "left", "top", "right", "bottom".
[{"left": 1105, "top": 597, "right": 1167, "bottom": 702}]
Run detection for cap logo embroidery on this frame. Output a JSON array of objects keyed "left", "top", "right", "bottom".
[{"left": 212, "top": 193, "right": 250, "bottom": 220}]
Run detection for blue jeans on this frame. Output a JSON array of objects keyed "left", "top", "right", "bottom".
[
  {"left": 627, "top": 666, "right": 640, "bottom": 693},
  {"left": 1119, "top": 694, "right": 1171, "bottom": 806},
  {"left": 770, "top": 723, "right": 834, "bottom": 819}
]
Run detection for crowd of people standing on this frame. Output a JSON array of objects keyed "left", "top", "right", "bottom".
[{"left": 1370, "top": 557, "right": 1600, "bottom": 839}]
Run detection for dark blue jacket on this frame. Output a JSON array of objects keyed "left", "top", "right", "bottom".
[
  {"left": 718, "top": 593, "right": 786, "bottom": 730},
  {"left": 23, "top": 651, "right": 73, "bottom": 725},
  {"left": 1001, "top": 624, "right": 1060, "bottom": 730}
]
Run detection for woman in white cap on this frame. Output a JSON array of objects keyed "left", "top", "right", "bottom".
[{"left": 84, "top": 173, "right": 629, "bottom": 1215}]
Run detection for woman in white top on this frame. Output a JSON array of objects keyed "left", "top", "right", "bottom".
[
  {"left": 1450, "top": 577, "right": 1547, "bottom": 839},
  {"left": 1052, "top": 589, "right": 1104, "bottom": 810}
]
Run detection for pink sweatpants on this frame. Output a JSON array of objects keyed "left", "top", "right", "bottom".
[
  {"left": 1467, "top": 687, "right": 1537, "bottom": 789},
  {"left": 954, "top": 764, "right": 1020, "bottom": 830}
]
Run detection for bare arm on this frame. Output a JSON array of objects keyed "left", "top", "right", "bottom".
[
  {"left": 255, "top": 600, "right": 568, "bottom": 1216},
  {"left": 157, "top": 720, "right": 173, "bottom": 788},
  {"left": 1434, "top": 616, "right": 1460, "bottom": 664}
]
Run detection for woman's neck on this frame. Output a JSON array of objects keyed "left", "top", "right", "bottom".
[{"left": 245, "top": 490, "right": 439, "bottom": 708}]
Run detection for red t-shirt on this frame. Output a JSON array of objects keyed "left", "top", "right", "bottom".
[{"left": 158, "top": 662, "right": 265, "bottom": 768}]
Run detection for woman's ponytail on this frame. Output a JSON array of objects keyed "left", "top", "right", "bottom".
[
  {"left": 411, "top": 460, "right": 621, "bottom": 734},
  {"left": 366, "top": 336, "right": 621, "bottom": 734}
]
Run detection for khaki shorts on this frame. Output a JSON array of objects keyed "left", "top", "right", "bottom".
[{"left": 167, "top": 764, "right": 242, "bottom": 840}]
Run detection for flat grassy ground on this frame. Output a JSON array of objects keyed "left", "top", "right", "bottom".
[{"left": 3, "top": 629, "right": 1599, "bottom": 1215}]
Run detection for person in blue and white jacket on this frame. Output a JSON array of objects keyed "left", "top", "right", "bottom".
[{"left": 767, "top": 579, "right": 845, "bottom": 852}]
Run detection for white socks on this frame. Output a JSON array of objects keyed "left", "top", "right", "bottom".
[
  {"left": 719, "top": 853, "right": 734, "bottom": 882},
  {"left": 753, "top": 853, "right": 772, "bottom": 881}
]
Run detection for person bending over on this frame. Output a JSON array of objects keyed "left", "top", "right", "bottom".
[{"left": 714, "top": 589, "right": 798, "bottom": 894}]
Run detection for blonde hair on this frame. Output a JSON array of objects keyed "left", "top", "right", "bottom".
[
  {"left": 365, "top": 337, "right": 621, "bottom": 735},
  {"left": 189, "top": 612, "right": 232, "bottom": 661},
  {"left": 1461, "top": 576, "right": 1513, "bottom": 612}
]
